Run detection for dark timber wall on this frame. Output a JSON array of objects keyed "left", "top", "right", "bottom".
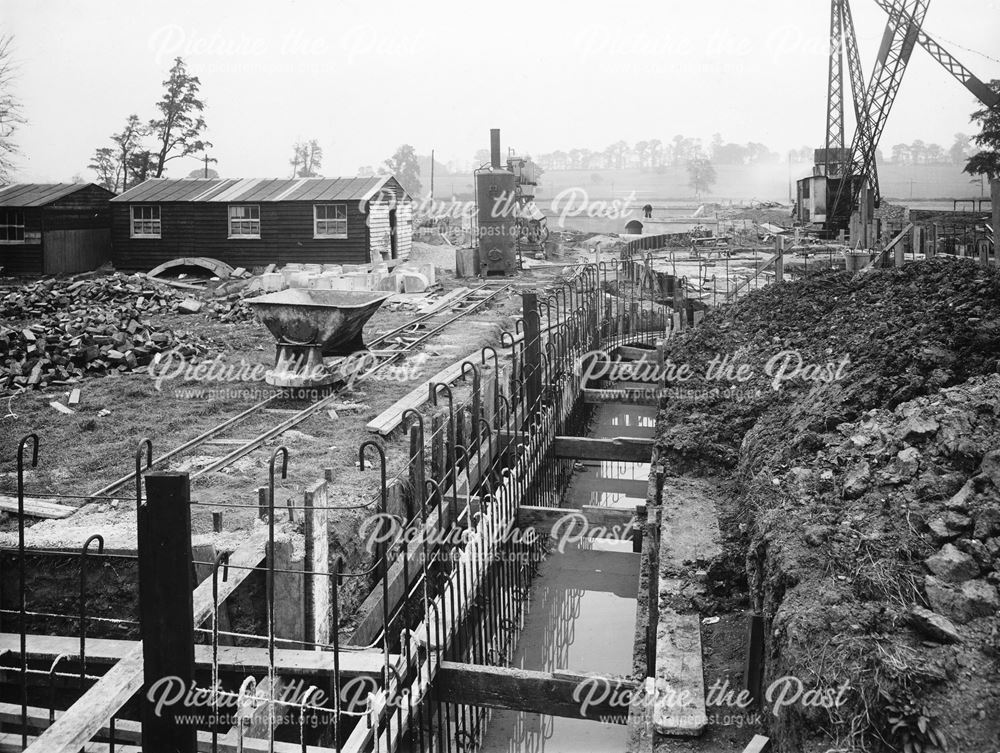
[
  {"left": 111, "top": 200, "right": 372, "bottom": 271},
  {"left": 0, "top": 184, "right": 113, "bottom": 276}
]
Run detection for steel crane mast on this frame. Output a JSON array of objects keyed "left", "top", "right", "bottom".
[{"left": 810, "top": 0, "right": 999, "bottom": 237}]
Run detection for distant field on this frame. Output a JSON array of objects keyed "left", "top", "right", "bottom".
[{"left": 429, "top": 163, "right": 988, "bottom": 206}]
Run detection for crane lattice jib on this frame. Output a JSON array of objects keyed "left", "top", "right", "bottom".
[
  {"left": 825, "top": 0, "right": 846, "bottom": 176},
  {"left": 849, "top": 0, "right": 930, "bottom": 208},
  {"left": 841, "top": 0, "right": 871, "bottom": 174},
  {"left": 872, "top": 0, "right": 1000, "bottom": 109}
]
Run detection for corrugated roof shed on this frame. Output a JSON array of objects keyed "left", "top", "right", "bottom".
[
  {"left": 0, "top": 183, "right": 102, "bottom": 207},
  {"left": 111, "top": 176, "right": 406, "bottom": 203}
]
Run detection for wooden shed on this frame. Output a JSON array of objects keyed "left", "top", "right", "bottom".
[
  {"left": 0, "top": 183, "right": 115, "bottom": 276},
  {"left": 109, "top": 176, "right": 413, "bottom": 271}
]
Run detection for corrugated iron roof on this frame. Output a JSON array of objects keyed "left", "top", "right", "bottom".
[
  {"left": 0, "top": 183, "right": 102, "bottom": 207},
  {"left": 111, "top": 176, "right": 406, "bottom": 203}
]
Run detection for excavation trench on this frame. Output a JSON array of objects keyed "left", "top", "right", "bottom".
[{"left": 3, "top": 263, "right": 707, "bottom": 753}]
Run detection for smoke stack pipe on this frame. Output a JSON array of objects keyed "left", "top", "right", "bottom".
[{"left": 490, "top": 129, "right": 501, "bottom": 169}]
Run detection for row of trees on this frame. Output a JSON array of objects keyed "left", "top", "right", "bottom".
[
  {"left": 887, "top": 134, "right": 976, "bottom": 165},
  {"left": 528, "top": 135, "right": 785, "bottom": 172},
  {"left": 89, "top": 57, "right": 211, "bottom": 192}
]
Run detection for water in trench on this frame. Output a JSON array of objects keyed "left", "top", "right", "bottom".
[{"left": 477, "top": 403, "right": 653, "bottom": 752}]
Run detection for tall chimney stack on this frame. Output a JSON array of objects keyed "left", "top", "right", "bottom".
[{"left": 490, "top": 129, "right": 502, "bottom": 169}]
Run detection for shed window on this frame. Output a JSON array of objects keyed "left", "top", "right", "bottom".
[
  {"left": 229, "top": 205, "right": 260, "bottom": 237},
  {"left": 0, "top": 210, "right": 25, "bottom": 243},
  {"left": 131, "top": 205, "right": 161, "bottom": 238},
  {"left": 314, "top": 204, "right": 347, "bottom": 239}
]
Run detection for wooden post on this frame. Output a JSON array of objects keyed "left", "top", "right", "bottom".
[
  {"left": 409, "top": 422, "right": 426, "bottom": 516},
  {"left": 743, "top": 613, "right": 765, "bottom": 708},
  {"left": 912, "top": 225, "right": 922, "bottom": 259},
  {"left": 929, "top": 223, "right": 938, "bottom": 258},
  {"left": 430, "top": 412, "right": 445, "bottom": 498},
  {"left": 773, "top": 237, "right": 784, "bottom": 281},
  {"left": 304, "top": 479, "right": 330, "bottom": 648},
  {"left": 137, "top": 472, "right": 197, "bottom": 753},
  {"left": 992, "top": 180, "right": 999, "bottom": 265},
  {"left": 522, "top": 291, "right": 542, "bottom": 417}
]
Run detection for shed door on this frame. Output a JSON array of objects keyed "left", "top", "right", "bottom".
[{"left": 44, "top": 229, "right": 111, "bottom": 275}]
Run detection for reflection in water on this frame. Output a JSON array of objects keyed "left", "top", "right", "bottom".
[
  {"left": 588, "top": 404, "right": 657, "bottom": 438},
  {"left": 476, "top": 542, "right": 640, "bottom": 751},
  {"left": 473, "top": 402, "right": 651, "bottom": 751}
]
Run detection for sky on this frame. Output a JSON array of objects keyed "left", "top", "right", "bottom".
[{"left": 3, "top": 0, "right": 999, "bottom": 183}]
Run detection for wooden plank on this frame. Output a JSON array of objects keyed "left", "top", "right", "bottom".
[
  {"left": 863, "top": 222, "right": 913, "bottom": 271},
  {"left": 625, "top": 680, "right": 654, "bottom": 753},
  {"left": 365, "top": 357, "right": 468, "bottom": 436},
  {"left": 0, "top": 703, "right": 330, "bottom": 753},
  {"left": 0, "top": 633, "right": 396, "bottom": 679},
  {"left": 551, "top": 436, "right": 653, "bottom": 462},
  {"left": 653, "top": 612, "right": 707, "bottom": 736},
  {"left": 579, "top": 359, "right": 660, "bottom": 382},
  {"left": 742, "top": 734, "right": 772, "bottom": 753},
  {"left": 0, "top": 496, "right": 75, "bottom": 519},
  {"left": 23, "top": 530, "right": 269, "bottom": 753},
  {"left": 516, "top": 505, "right": 639, "bottom": 539},
  {"left": 433, "top": 661, "right": 638, "bottom": 722},
  {"left": 615, "top": 344, "right": 657, "bottom": 361}
]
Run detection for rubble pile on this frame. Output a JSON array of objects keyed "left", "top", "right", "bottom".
[
  {"left": 0, "top": 273, "right": 206, "bottom": 392},
  {"left": 205, "top": 290, "right": 256, "bottom": 323},
  {"left": 656, "top": 258, "right": 1000, "bottom": 752}
]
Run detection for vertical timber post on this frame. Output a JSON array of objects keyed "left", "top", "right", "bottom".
[
  {"left": 773, "top": 236, "right": 784, "bottom": 282},
  {"left": 523, "top": 291, "right": 542, "bottom": 419},
  {"left": 138, "top": 472, "right": 197, "bottom": 753},
  {"left": 992, "top": 180, "right": 999, "bottom": 266}
]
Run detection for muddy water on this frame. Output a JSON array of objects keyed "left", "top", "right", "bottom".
[
  {"left": 569, "top": 404, "right": 656, "bottom": 509},
  {"left": 477, "top": 404, "right": 652, "bottom": 752}
]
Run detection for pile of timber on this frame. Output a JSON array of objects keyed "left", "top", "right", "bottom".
[{"left": 0, "top": 273, "right": 208, "bottom": 392}]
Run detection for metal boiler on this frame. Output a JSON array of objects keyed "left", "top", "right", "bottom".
[{"left": 475, "top": 129, "right": 518, "bottom": 276}]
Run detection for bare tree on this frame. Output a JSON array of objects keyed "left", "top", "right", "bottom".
[
  {"left": 0, "top": 33, "right": 25, "bottom": 183},
  {"left": 149, "top": 57, "right": 212, "bottom": 178}
]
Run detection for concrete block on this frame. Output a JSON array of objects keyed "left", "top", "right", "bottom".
[
  {"left": 370, "top": 269, "right": 388, "bottom": 289},
  {"left": 401, "top": 271, "right": 430, "bottom": 293},
  {"left": 344, "top": 272, "right": 372, "bottom": 290},
  {"left": 455, "top": 247, "right": 477, "bottom": 278},
  {"left": 312, "top": 275, "right": 334, "bottom": 290},
  {"left": 376, "top": 272, "right": 404, "bottom": 293},
  {"left": 302, "top": 263, "right": 323, "bottom": 274},
  {"left": 177, "top": 298, "right": 202, "bottom": 314},
  {"left": 401, "top": 262, "right": 435, "bottom": 286},
  {"left": 327, "top": 276, "right": 354, "bottom": 291},
  {"left": 321, "top": 264, "right": 343, "bottom": 275},
  {"left": 260, "top": 273, "right": 284, "bottom": 292},
  {"left": 289, "top": 271, "right": 316, "bottom": 288}
]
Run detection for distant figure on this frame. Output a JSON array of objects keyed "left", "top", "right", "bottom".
[{"left": 642, "top": 203, "right": 653, "bottom": 219}]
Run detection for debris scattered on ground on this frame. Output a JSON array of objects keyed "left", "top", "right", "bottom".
[{"left": 0, "top": 273, "right": 210, "bottom": 393}]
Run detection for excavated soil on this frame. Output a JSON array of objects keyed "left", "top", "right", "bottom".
[{"left": 655, "top": 259, "right": 1000, "bottom": 753}]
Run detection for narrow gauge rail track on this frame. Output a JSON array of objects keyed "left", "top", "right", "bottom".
[{"left": 85, "top": 283, "right": 512, "bottom": 501}]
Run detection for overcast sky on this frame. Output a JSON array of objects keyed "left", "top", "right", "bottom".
[{"left": 4, "top": 0, "right": 999, "bottom": 182}]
